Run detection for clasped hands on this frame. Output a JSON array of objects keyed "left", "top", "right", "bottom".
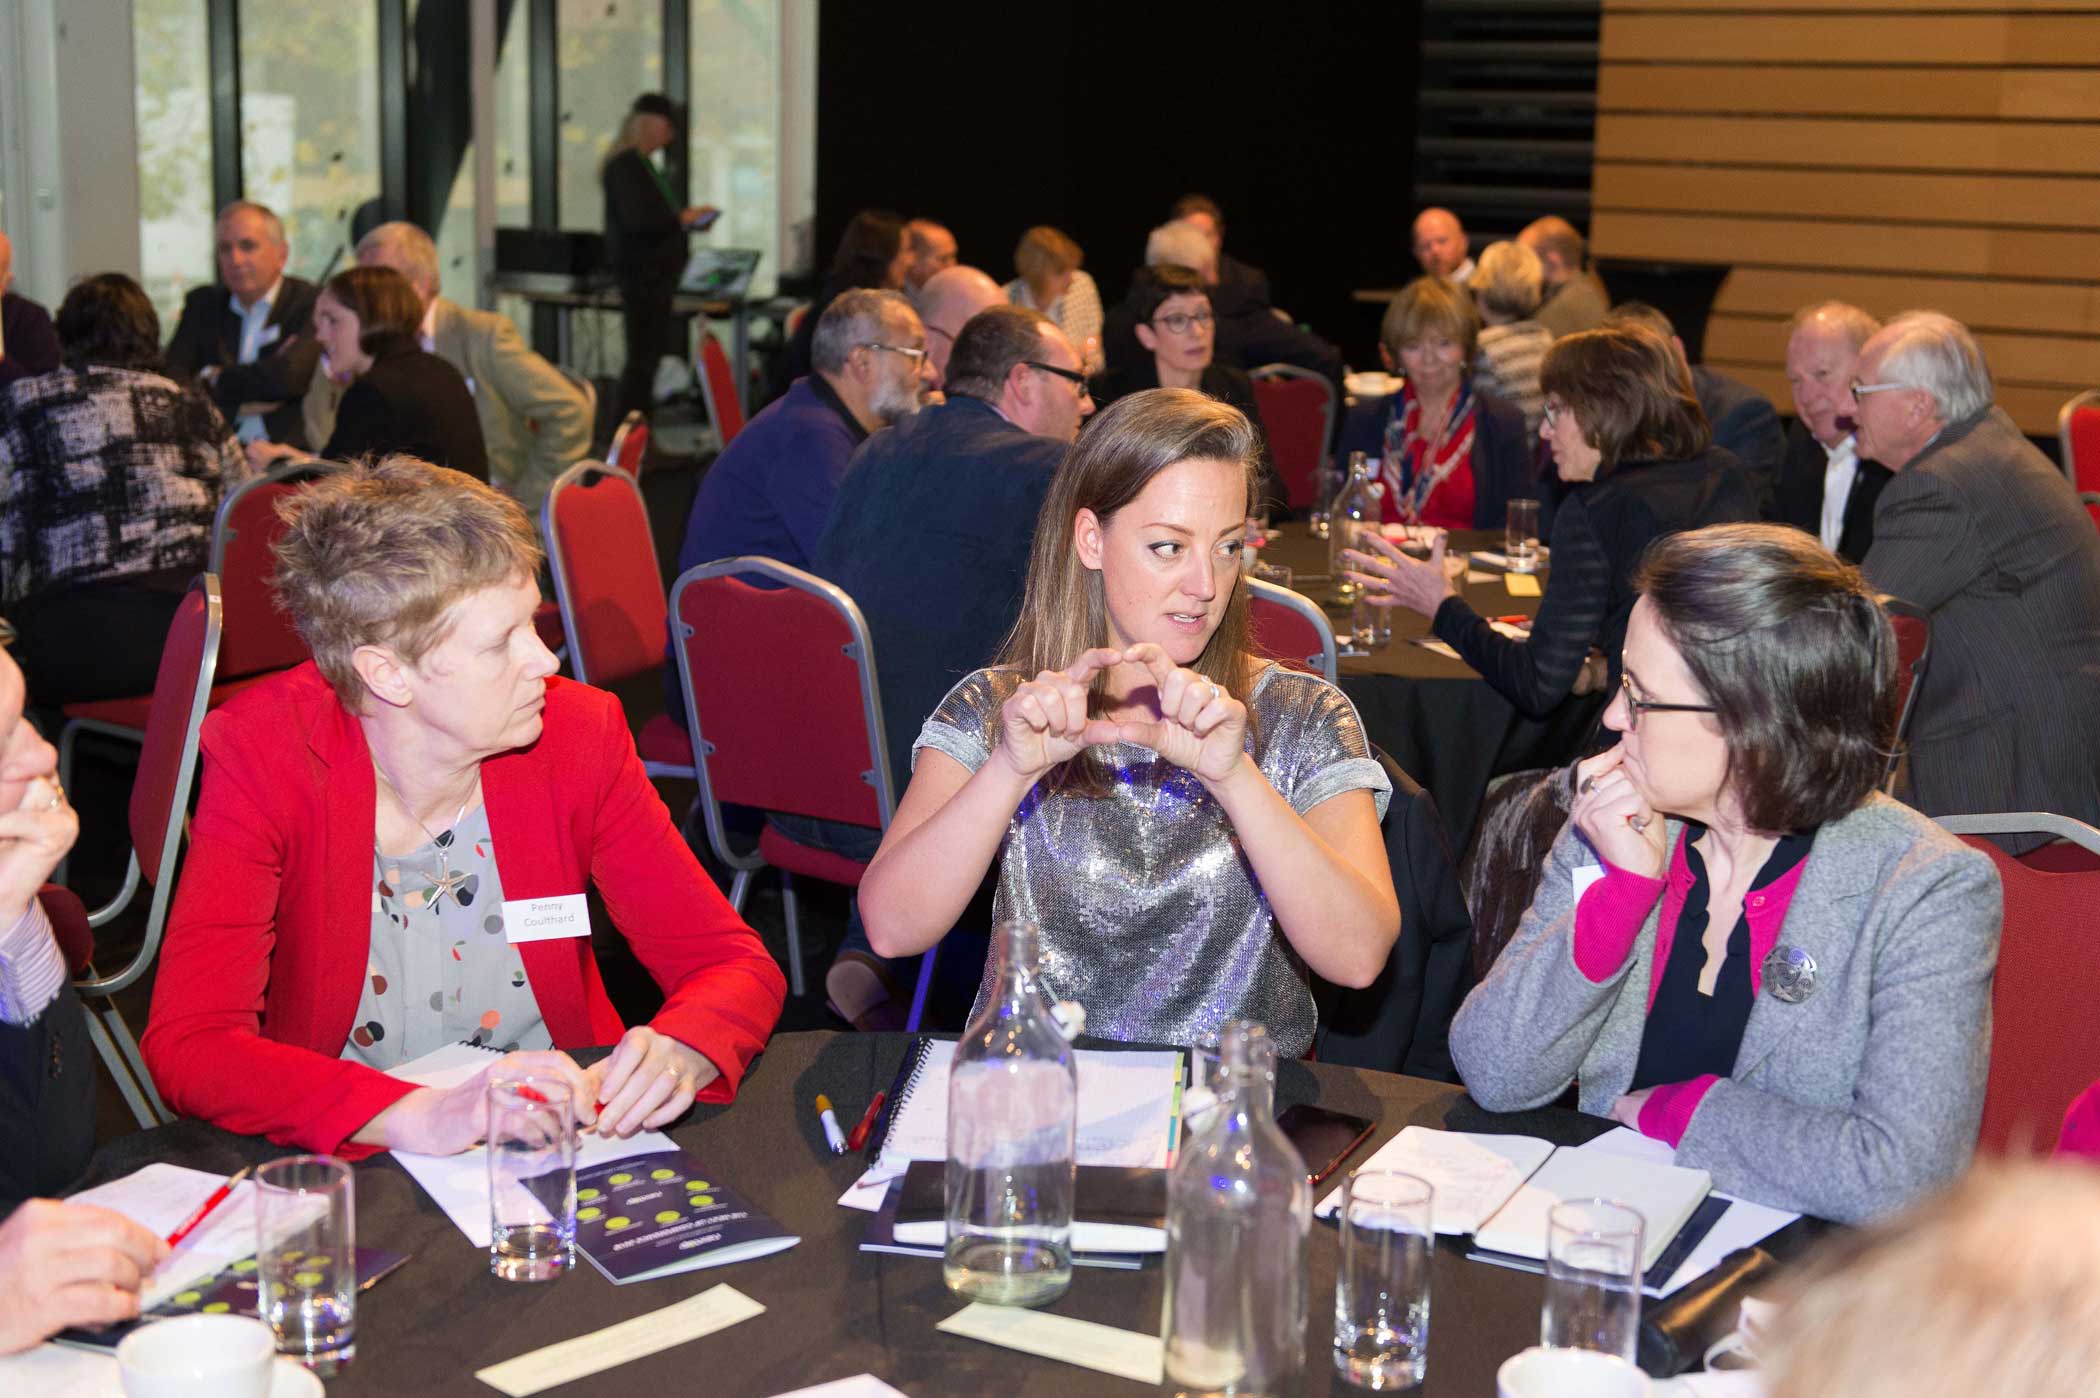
[
  {"left": 387, "top": 1025, "right": 716, "bottom": 1156},
  {"left": 1342, "top": 530, "right": 1456, "bottom": 617},
  {"left": 997, "top": 643, "right": 1247, "bottom": 787}
]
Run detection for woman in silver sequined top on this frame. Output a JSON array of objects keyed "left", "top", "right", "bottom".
[{"left": 859, "top": 389, "right": 1399, "bottom": 1053}]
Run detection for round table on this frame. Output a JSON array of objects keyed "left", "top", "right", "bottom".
[
  {"left": 61, "top": 1030, "right": 1797, "bottom": 1397},
  {"left": 1257, "top": 526, "right": 1605, "bottom": 855}
]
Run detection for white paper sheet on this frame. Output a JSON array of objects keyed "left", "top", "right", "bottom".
[
  {"left": 1314, "top": 1127, "right": 1555, "bottom": 1234},
  {"left": 763, "top": 1377, "right": 910, "bottom": 1398},
  {"left": 1569, "top": 1129, "right": 1800, "bottom": 1297},
  {"left": 937, "top": 1304, "right": 1164, "bottom": 1385},
  {"left": 67, "top": 1163, "right": 259, "bottom": 1309},
  {"left": 0, "top": 1340, "right": 120, "bottom": 1397},
  {"left": 474, "top": 1285, "right": 764, "bottom": 1396}
]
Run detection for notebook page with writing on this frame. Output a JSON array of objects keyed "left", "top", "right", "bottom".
[
  {"left": 1473, "top": 1147, "right": 1712, "bottom": 1271},
  {"left": 1314, "top": 1127, "right": 1555, "bottom": 1234}
]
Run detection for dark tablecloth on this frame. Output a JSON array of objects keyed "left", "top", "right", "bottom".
[
  {"left": 1260, "top": 527, "right": 1605, "bottom": 856},
  {"left": 71, "top": 1030, "right": 1750, "bottom": 1397}
]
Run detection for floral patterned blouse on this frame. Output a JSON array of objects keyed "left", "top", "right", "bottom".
[{"left": 342, "top": 804, "right": 551, "bottom": 1069}]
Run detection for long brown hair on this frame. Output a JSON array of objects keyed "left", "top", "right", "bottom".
[{"left": 1001, "top": 388, "right": 1262, "bottom": 794}]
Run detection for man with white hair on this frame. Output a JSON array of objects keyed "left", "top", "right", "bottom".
[
  {"left": 302, "top": 221, "right": 591, "bottom": 512},
  {"left": 1773, "top": 301, "right": 1889, "bottom": 563},
  {"left": 1412, "top": 207, "right": 1474, "bottom": 285},
  {"left": 0, "top": 233, "right": 59, "bottom": 387},
  {"left": 1848, "top": 311, "right": 2100, "bottom": 848},
  {"left": 164, "top": 199, "right": 322, "bottom": 447}
]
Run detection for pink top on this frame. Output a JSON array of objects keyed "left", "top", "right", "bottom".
[{"left": 1571, "top": 832, "right": 1814, "bottom": 1147}]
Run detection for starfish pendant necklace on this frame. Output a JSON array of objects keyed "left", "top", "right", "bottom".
[{"left": 374, "top": 760, "right": 475, "bottom": 912}]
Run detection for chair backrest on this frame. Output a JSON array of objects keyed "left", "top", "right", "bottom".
[
  {"left": 1247, "top": 576, "right": 1339, "bottom": 682},
  {"left": 605, "top": 410, "right": 649, "bottom": 477},
  {"left": 1937, "top": 811, "right": 2100, "bottom": 1155},
  {"left": 79, "top": 576, "right": 222, "bottom": 996},
  {"left": 1250, "top": 363, "right": 1336, "bottom": 509},
  {"left": 1881, "top": 595, "right": 1931, "bottom": 791},
  {"left": 542, "top": 461, "right": 667, "bottom": 687},
  {"left": 209, "top": 462, "right": 333, "bottom": 678},
  {"left": 697, "top": 330, "right": 747, "bottom": 445},
  {"left": 670, "top": 556, "right": 893, "bottom": 866}
]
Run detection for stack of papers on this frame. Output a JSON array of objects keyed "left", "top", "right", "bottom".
[{"left": 67, "top": 1163, "right": 259, "bottom": 1308}]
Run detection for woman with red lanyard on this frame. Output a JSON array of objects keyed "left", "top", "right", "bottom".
[{"left": 1340, "top": 276, "right": 1531, "bottom": 531}]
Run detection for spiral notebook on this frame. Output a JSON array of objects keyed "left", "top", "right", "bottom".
[{"left": 839, "top": 1037, "right": 1183, "bottom": 1212}]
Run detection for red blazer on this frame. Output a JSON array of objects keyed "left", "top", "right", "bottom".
[{"left": 143, "top": 663, "right": 786, "bottom": 1156}]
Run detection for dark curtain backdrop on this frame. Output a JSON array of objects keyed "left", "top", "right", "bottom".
[{"left": 815, "top": 3, "right": 1423, "bottom": 367}]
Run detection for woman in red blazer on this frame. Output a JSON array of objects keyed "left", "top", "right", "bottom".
[{"left": 142, "top": 457, "right": 785, "bottom": 1158}]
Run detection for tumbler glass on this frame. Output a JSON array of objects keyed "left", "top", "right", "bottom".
[
  {"left": 487, "top": 1073, "right": 578, "bottom": 1282},
  {"left": 1333, "top": 1170, "right": 1434, "bottom": 1390},
  {"left": 1541, "top": 1198, "right": 1644, "bottom": 1363},
  {"left": 1505, "top": 498, "right": 1541, "bottom": 573},
  {"left": 253, "top": 1155, "right": 356, "bottom": 1376}
]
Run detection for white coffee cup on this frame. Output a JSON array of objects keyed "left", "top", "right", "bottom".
[
  {"left": 1498, "top": 1344, "right": 1652, "bottom": 1398},
  {"left": 117, "top": 1313, "right": 275, "bottom": 1398}
]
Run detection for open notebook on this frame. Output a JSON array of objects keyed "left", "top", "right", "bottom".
[{"left": 1316, "top": 1126, "right": 1712, "bottom": 1272}]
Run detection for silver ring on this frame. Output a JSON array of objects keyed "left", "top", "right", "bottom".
[{"left": 1629, "top": 814, "right": 1650, "bottom": 834}]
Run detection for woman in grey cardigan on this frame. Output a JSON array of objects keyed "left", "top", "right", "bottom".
[{"left": 1450, "top": 524, "right": 2000, "bottom": 1225}]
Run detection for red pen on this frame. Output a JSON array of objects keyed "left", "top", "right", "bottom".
[
  {"left": 846, "top": 1092, "right": 887, "bottom": 1153},
  {"left": 166, "top": 1164, "right": 253, "bottom": 1249}
]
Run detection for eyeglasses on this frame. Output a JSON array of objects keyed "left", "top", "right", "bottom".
[
  {"left": 1025, "top": 360, "right": 1093, "bottom": 396},
  {"left": 925, "top": 323, "right": 957, "bottom": 344},
  {"left": 1619, "top": 672, "right": 1716, "bottom": 731},
  {"left": 1542, "top": 398, "right": 1565, "bottom": 429},
  {"left": 1848, "top": 378, "right": 1911, "bottom": 399},
  {"left": 863, "top": 342, "right": 929, "bottom": 367},
  {"left": 1151, "top": 310, "right": 1215, "bottom": 335}
]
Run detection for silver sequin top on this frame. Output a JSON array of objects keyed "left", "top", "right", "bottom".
[{"left": 915, "top": 663, "right": 1392, "bottom": 1056}]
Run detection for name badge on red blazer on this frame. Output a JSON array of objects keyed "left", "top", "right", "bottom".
[{"left": 502, "top": 894, "right": 591, "bottom": 944}]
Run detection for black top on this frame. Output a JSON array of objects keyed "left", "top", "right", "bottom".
[
  {"left": 322, "top": 332, "right": 489, "bottom": 481},
  {"left": 1432, "top": 445, "right": 1760, "bottom": 718},
  {"left": 601, "top": 147, "right": 687, "bottom": 285},
  {"left": 1630, "top": 826, "right": 1816, "bottom": 1091},
  {"left": 0, "top": 290, "right": 61, "bottom": 387},
  {"left": 1770, "top": 420, "right": 1891, "bottom": 565},
  {"left": 161, "top": 276, "right": 324, "bottom": 449},
  {"left": 0, "top": 982, "right": 97, "bottom": 1214}
]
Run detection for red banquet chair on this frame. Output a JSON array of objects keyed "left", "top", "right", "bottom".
[
  {"left": 1880, "top": 595, "right": 1931, "bottom": 793},
  {"left": 1250, "top": 363, "right": 1337, "bottom": 510},
  {"left": 670, "top": 556, "right": 934, "bottom": 1019},
  {"left": 2056, "top": 389, "right": 2100, "bottom": 528},
  {"left": 1936, "top": 812, "right": 2100, "bottom": 1155},
  {"left": 1247, "top": 576, "right": 1339, "bottom": 682},
  {"left": 697, "top": 330, "right": 747, "bottom": 447},
  {"left": 73, "top": 575, "right": 225, "bottom": 1128},
  {"left": 541, "top": 461, "right": 696, "bottom": 780},
  {"left": 605, "top": 410, "right": 650, "bottom": 479}
]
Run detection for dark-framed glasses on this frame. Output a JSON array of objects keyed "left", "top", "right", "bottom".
[
  {"left": 1152, "top": 310, "right": 1215, "bottom": 335},
  {"left": 1025, "top": 360, "right": 1092, "bottom": 395},
  {"left": 1619, "top": 672, "right": 1716, "bottom": 730}
]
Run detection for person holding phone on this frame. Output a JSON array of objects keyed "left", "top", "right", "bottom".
[{"left": 602, "top": 93, "right": 720, "bottom": 422}]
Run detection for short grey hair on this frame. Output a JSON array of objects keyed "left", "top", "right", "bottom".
[
  {"left": 1144, "top": 220, "right": 1213, "bottom": 273},
  {"left": 216, "top": 199, "right": 286, "bottom": 248},
  {"left": 1875, "top": 311, "right": 1993, "bottom": 423},
  {"left": 1788, "top": 300, "right": 1880, "bottom": 354},
  {"left": 357, "top": 221, "right": 442, "bottom": 300},
  {"left": 811, "top": 287, "right": 915, "bottom": 377},
  {"left": 1470, "top": 240, "right": 1544, "bottom": 320}
]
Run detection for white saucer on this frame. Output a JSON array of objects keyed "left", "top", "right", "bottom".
[{"left": 270, "top": 1357, "right": 327, "bottom": 1396}]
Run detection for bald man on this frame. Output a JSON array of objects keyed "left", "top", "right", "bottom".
[
  {"left": 902, "top": 219, "right": 958, "bottom": 295},
  {"left": 915, "top": 265, "right": 1005, "bottom": 387},
  {"left": 0, "top": 234, "right": 60, "bottom": 389},
  {"left": 1518, "top": 216, "right": 1608, "bottom": 339},
  {"left": 1412, "top": 207, "right": 1474, "bottom": 285}
]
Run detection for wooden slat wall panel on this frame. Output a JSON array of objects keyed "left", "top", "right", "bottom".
[{"left": 1595, "top": 3, "right": 2100, "bottom": 435}]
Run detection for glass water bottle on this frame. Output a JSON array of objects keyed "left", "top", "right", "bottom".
[
  {"left": 1329, "top": 451, "right": 1377, "bottom": 604},
  {"left": 943, "top": 921, "right": 1077, "bottom": 1307},
  {"left": 1162, "top": 1020, "right": 1311, "bottom": 1397}
]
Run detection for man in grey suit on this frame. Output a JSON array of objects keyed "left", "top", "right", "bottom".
[
  {"left": 1851, "top": 311, "right": 2100, "bottom": 850},
  {"left": 302, "top": 222, "right": 592, "bottom": 512}
]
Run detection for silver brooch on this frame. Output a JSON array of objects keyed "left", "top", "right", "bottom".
[{"left": 1762, "top": 945, "right": 1818, "bottom": 1004}]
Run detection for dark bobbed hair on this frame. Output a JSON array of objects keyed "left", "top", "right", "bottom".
[
  {"left": 942, "top": 304, "right": 1055, "bottom": 402},
  {"left": 323, "top": 265, "right": 424, "bottom": 354},
  {"left": 828, "top": 209, "right": 907, "bottom": 289},
  {"left": 1127, "top": 263, "right": 1209, "bottom": 325},
  {"left": 1538, "top": 324, "right": 1709, "bottom": 476},
  {"left": 1002, "top": 387, "right": 1261, "bottom": 795},
  {"left": 54, "top": 273, "right": 163, "bottom": 373},
  {"left": 1634, "top": 523, "right": 1895, "bottom": 833}
]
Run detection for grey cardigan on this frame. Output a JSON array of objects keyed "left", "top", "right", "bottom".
[{"left": 1450, "top": 794, "right": 2000, "bottom": 1225}]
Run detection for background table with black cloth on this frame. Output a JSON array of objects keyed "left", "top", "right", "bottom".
[
  {"left": 1260, "top": 526, "right": 1606, "bottom": 857},
  {"left": 73, "top": 1031, "right": 1820, "bottom": 1396}
]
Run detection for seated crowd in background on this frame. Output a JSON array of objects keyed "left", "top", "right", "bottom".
[{"left": 1004, "top": 225, "right": 1104, "bottom": 376}]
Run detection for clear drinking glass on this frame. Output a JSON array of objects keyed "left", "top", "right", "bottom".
[
  {"left": 944, "top": 920, "right": 1077, "bottom": 1307},
  {"left": 1505, "top": 497, "right": 1541, "bottom": 574},
  {"left": 253, "top": 1155, "right": 356, "bottom": 1376},
  {"left": 1334, "top": 1170, "right": 1435, "bottom": 1390},
  {"left": 1542, "top": 1198, "right": 1645, "bottom": 1363},
  {"left": 487, "top": 1074, "right": 578, "bottom": 1282},
  {"left": 1162, "top": 1020, "right": 1310, "bottom": 1398},
  {"left": 1309, "top": 462, "right": 1346, "bottom": 539}
]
